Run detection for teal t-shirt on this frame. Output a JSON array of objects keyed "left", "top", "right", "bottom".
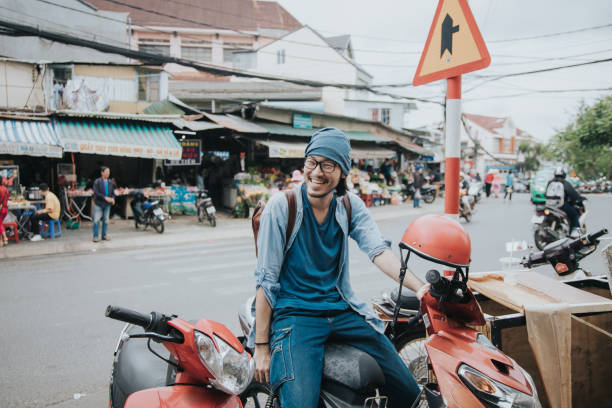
[{"left": 275, "top": 184, "right": 348, "bottom": 312}]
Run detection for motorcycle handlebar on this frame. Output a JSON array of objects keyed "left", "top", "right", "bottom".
[
  {"left": 522, "top": 228, "right": 608, "bottom": 268},
  {"left": 426, "top": 269, "right": 448, "bottom": 298},
  {"left": 586, "top": 228, "right": 608, "bottom": 243},
  {"left": 106, "top": 305, "right": 152, "bottom": 329}
]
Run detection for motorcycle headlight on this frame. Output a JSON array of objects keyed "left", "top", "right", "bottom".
[
  {"left": 458, "top": 364, "right": 541, "bottom": 408},
  {"left": 194, "top": 331, "right": 255, "bottom": 395}
]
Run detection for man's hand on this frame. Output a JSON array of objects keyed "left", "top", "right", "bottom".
[
  {"left": 253, "top": 344, "right": 271, "bottom": 384},
  {"left": 416, "top": 283, "right": 430, "bottom": 300}
]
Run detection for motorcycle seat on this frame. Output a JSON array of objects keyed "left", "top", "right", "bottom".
[
  {"left": 390, "top": 287, "right": 420, "bottom": 310},
  {"left": 322, "top": 343, "right": 385, "bottom": 393}
]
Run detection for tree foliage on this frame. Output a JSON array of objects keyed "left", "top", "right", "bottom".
[
  {"left": 548, "top": 96, "right": 612, "bottom": 179},
  {"left": 518, "top": 140, "right": 547, "bottom": 174}
]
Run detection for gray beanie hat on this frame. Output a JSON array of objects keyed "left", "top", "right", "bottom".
[{"left": 305, "top": 127, "right": 351, "bottom": 175}]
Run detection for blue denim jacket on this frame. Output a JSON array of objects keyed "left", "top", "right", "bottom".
[{"left": 248, "top": 182, "right": 389, "bottom": 348}]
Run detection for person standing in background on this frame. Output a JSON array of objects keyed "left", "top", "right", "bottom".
[
  {"left": 504, "top": 171, "right": 515, "bottom": 201},
  {"left": 0, "top": 176, "right": 9, "bottom": 247},
  {"left": 484, "top": 171, "right": 494, "bottom": 198},
  {"left": 412, "top": 165, "right": 424, "bottom": 208},
  {"left": 92, "top": 166, "right": 115, "bottom": 243}
]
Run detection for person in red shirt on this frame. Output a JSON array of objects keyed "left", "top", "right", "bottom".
[
  {"left": 0, "top": 176, "right": 9, "bottom": 247},
  {"left": 484, "top": 171, "right": 494, "bottom": 198}
]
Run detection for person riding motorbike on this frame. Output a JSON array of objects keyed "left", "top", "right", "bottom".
[
  {"left": 251, "top": 127, "right": 425, "bottom": 408},
  {"left": 545, "top": 167, "right": 584, "bottom": 238}
]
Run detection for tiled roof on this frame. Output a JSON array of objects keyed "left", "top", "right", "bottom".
[
  {"left": 462, "top": 113, "right": 508, "bottom": 135},
  {"left": 85, "top": 0, "right": 300, "bottom": 31}
]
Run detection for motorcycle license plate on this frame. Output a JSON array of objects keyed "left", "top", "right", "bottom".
[
  {"left": 531, "top": 215, "right": 544, "bottom": 224},
  {"left": 206, "top": 206, "right": 215, "bottom": 215},
  {"left": 153, "top": 208, "right": 163, "bottom": 216}
]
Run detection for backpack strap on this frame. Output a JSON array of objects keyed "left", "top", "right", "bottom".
[
  {"left": 284, "top": 190, "right": 297, "bottom": 244},
  {"left": 341, "top": 193, "right": 352, "bottom": 233}
]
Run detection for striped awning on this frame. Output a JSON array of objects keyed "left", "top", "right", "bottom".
[
  {"left": 0, "top": 120, "right": 63, "bottom": 158},
  {"left": 55, "top": 120, "right": 182, "bottom": 160}
]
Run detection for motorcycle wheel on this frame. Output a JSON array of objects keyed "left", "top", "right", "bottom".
[
  {"left": 534, "top": 219, "right": 565, "bottom": 250},
  {"left": 197, "top": 206, "right": 205, "bottom": 223},
  {"left": 152, "top": 217, "right": 165, "bottom": 234},
  {"left": 395, "top": 333, "right": 429, "bottom": 408},
  {"left": 240, "top": 382, "right": 279, "bottom": 408},
  {"left": 208, "top": 214, "right": 216, "bottom": 228},
  {"left": 461, "top": 210, "right": 472, "bottom": 223},
  {"left": 423, "top": 192, "right": 435, "bottom": 204}
]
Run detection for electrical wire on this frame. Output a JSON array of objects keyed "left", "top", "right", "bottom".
[
  {"left": 0, "top": 18, "right": 444, "bottom": 105},
  {"left": 487, "top": 23, "right": 612, "bottom": 43},
  {"left": 463, "top": 87, "right": 612, "bottom": 102}
]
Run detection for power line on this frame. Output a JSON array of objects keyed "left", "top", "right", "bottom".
[
  {"left": 372, "top": 56, "right": 612, "bottom": 88},
  {"left": 0, "top": 18, "right": 443, "bottom": 105},
  {"left": 463, "top": 87, "right": 612, "bottom": 102},
  {"left": 487, "top": 23, "right": 612, "bottom": 43}
]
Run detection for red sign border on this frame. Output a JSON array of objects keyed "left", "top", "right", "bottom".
[{"left": 413, "top": 0, "right": 491, "bottom": 86}]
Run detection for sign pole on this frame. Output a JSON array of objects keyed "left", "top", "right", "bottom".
[{"left": 444, "top": 75, "right": 461, "bottom": 216}]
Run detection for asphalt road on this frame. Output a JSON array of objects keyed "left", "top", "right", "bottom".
[{"left": 1, "top": 192, "right": 610, "bottom": 407}]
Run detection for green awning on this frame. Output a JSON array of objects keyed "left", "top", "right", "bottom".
[
  {"left": 257, "top": 123, "right": 384, "bottom": 142},
  {"left": 55, "top": 120, "right": 182, "bottom": 160}
]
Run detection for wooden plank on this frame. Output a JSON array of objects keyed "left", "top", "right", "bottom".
[{"left": 468, "top": 272, "right": 612, "bottom": 312}]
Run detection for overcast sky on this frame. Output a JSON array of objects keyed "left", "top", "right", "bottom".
[{"left": 276, "top": 0, "right": 612, "bottom": 141}]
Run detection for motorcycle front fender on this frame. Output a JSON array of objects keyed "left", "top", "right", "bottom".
[{"left": 125, "top": 385, "right": 241, "bottom": 408}]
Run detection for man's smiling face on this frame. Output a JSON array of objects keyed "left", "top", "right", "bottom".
[{"left": 303, "top": 155, "right": 343, "bottom": 199}]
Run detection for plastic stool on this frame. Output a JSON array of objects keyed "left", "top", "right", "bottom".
[
  {"left": 41, "top": 219, "right": 62, "bottom": 239},
  {"left": 3, "top": 222, "right": 19, "bottom": 243}
]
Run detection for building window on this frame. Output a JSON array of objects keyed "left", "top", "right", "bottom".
[
  {"left": 381, "top": 108, "right": 391, "bottom": 125},
  {"left": 223, "top": 43, "right": 250, "bottom": 63},
  {"left": 181, "top": 46, "right": 212, "bottom": 62},
  {"left": 276, "top": 49, "right": 286, "bottom": 64},
  {"left": 370, "top": 108, "right": 379, "bottom": 121},
  {"left": 52, "top": 66, "right": 72, "bottom": 85},
  {"left": 138, "top": 39, "right": 170, "bottom": 57},
  {"left": 138, "top": 71, "right": 160, "bottom": 102}
]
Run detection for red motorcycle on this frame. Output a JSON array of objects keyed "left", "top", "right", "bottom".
[
  {"left": 105, "top": 305, "right": 255, "bottom": 408},
  {"left": 395, "top": 215, "right": 541, "bottom": 407}
]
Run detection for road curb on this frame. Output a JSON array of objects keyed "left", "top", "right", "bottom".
[{"left": 1, "top": 202, "right": 444, "bottom": 260}]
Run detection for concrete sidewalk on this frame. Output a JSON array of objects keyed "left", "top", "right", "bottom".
[{"left": 1, "top": 201, "right": 443, "bottom": 260}]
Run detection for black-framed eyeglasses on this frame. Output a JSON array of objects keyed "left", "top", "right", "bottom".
[{"left": 304, "top": 157, "right": 337, "bottom": 174}]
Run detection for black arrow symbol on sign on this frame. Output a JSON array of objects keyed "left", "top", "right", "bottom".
[{"left": 441, "top": 14, "right": 459, "bottom": 57}]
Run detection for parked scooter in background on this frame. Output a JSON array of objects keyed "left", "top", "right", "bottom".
[
  {"left": 105, "top": 305, "right": 254, "bottom": 408},
  {"left": 196, "top": 190, "right": 216, "bottom": 227},
  {"left": 420, "top": 179, "right": 437, "bottom": 204},
  {"left": 468, "top": 180, "right": 483, "bottom": 204},
  {"left": 532, "top": 198, "right": 587, "bottom": 250},
  {"left": 522, "top": 228, "right": 607, "bottom": 281},
  {"left": 129, "top": 191, "right": 167, "bottom": 234},
  {"left": 460, "top": 188, "right": 473, "bottom": 222}
]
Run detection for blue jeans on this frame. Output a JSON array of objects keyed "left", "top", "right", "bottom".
[
  {"left": 270, "top": 310, "right": 420, "bottom": 408},
  {"left": 93, "top": 204, "right": 110, "bottom": 238},
  {"left": 561, "top": 202, "right": 579, "bottom": 229}
]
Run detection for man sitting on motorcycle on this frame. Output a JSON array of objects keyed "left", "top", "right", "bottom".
[
  {"left": 546, "top": 167, "right": 584, "bottom": 237},
  {"left": 251, "top": 127, "right": 426, "bottom": 408}
]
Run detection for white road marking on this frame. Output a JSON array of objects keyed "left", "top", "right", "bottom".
[
  {"left": 93, "top": 282, "right": 171, "bottom": 294},
  {"left": 172, "top": 260, "right": 255, "bottom": 275},
  {"left": 136, "top": 245, "right": 254, "bottom": 262}
]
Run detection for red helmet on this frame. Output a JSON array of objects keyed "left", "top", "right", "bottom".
[{"left": 400, "top": 214, "right": 471, "bottom": 268}]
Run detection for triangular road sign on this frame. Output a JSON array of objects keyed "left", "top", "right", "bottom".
[{"left": 413, "top": 0, "right": 490, "bottom": 86}]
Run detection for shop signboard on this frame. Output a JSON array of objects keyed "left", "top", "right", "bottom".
[
  {"left": 293, "top": 113, "right": 312, "bottom": 129},
  {"left": 165, "top": 139, "right": 201, "bottom": 166},
  {"left": 0, "top": 165, "right": 19, "bottom": 193},
  {"left": 268, "top": 144, "right": 305, "bottom": 158}
]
